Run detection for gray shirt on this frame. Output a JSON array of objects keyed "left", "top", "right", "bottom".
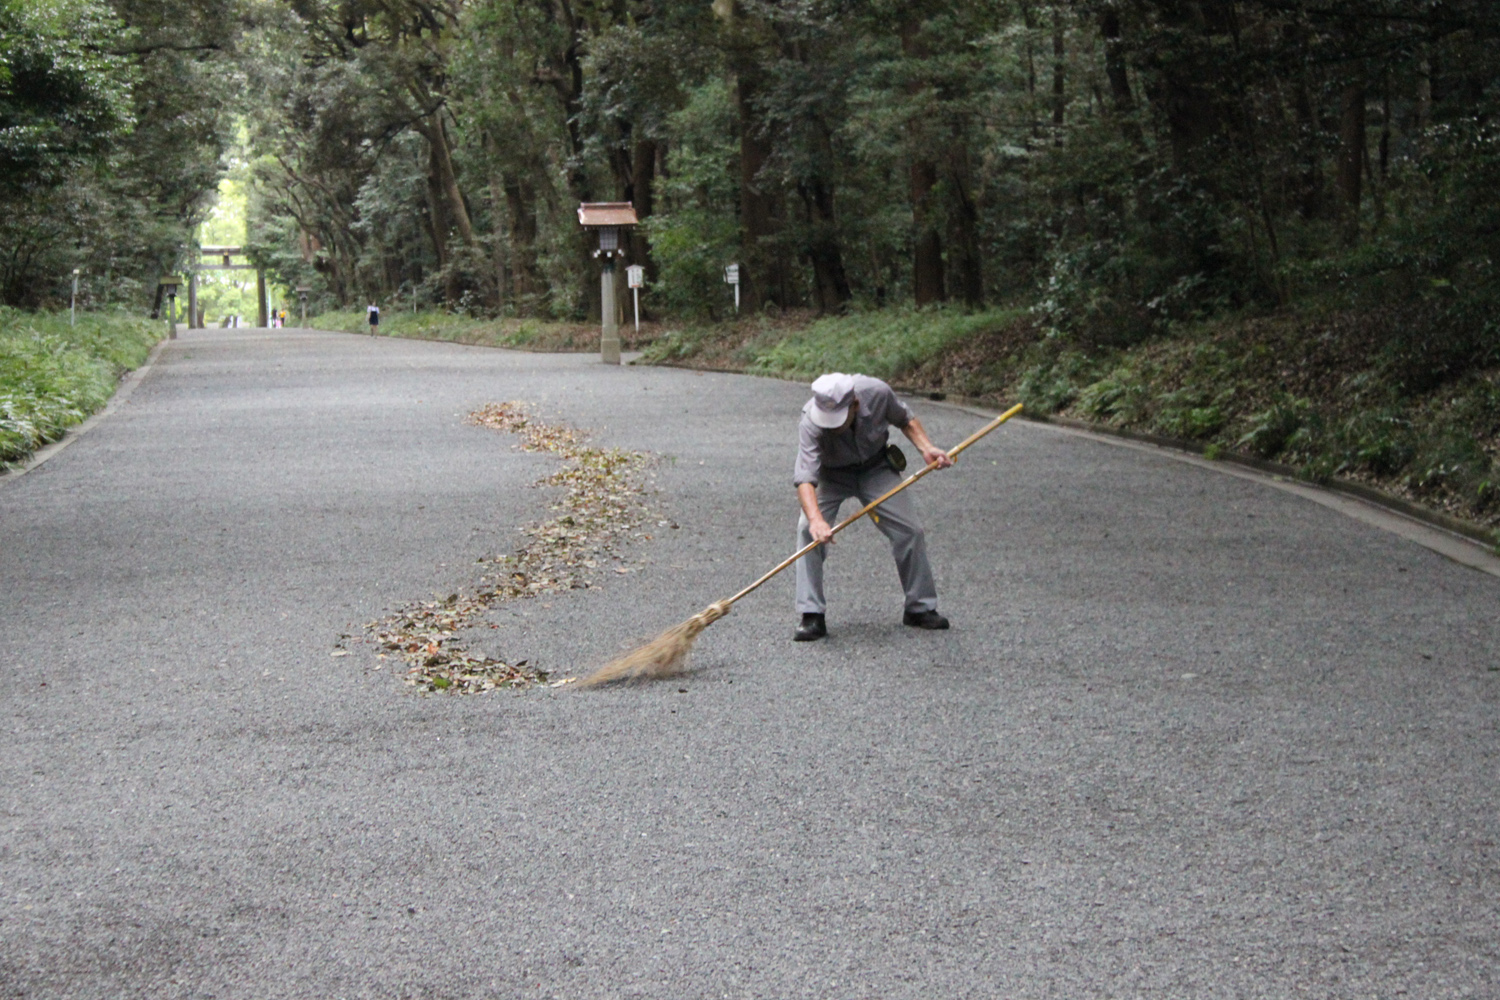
[{"left": 793, "top": 375, "right": 915, "bottom": 486}]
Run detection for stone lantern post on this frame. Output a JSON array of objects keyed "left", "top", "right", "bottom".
[{"left": 577, "top": 202, "right": 639, "bottom": 364}]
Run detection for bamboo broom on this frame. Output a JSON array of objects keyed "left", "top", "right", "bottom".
[{"left": 578, "top": 402, "right": 1024, "bottom": 686}]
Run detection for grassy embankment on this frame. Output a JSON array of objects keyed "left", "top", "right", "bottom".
[
  {"left": 642, "top": 305, "right": 1500, "bottom": 540},
  {"left": 0, "top": 308, "right": 162, "bottom": 466},
  {"left": 309, "top": 309, "right": 660, "bottom": 352}
]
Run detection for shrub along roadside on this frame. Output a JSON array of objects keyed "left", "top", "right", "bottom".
[
  {"left": 639, "top": 305, "right": 1500, "bottom": 539},
  {"left": 0, "top": 308, "right": 162, "bottom": 466},
  {"left": 308, "top": 309, "right": 658, "bottom": 352},
  {"left": 642, "top": 306, "right": 1029, "bottom": 381}
]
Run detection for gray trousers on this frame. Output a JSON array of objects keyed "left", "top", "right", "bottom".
[{"left": 795, "top": 464, "right": 938, "bottom": 615}]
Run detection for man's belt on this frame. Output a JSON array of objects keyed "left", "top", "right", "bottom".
[{"left": 827, "top": 444, "right": 906, "bottom": 475}]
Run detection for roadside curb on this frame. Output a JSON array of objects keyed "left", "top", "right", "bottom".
[
  {"left": 923, "top": 386, "right": 1496, "bottom": 548},
  {"left": 0, "top": 335, "right": 171, "bottom": 483},
  {"left": 914, "top": 391, "right": 1500, "bottom": 578},
  {"left": 1035, "top": 411, "right": 1497, "bottom": 546}
]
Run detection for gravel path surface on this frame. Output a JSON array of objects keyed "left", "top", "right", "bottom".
[{"left": 2, "top": 327, "right": 1497, "bottom": 999}]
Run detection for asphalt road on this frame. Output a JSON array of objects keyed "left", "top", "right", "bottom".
[{"left": 2, "top": 327, "right": 1497, "bottom": 999}]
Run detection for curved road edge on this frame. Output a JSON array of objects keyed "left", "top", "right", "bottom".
[{"left": 929, "top": 396, "right": 1500, "bottom": 579}]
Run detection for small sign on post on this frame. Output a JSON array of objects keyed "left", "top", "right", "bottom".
[
  {"left": 724, "top": 263, "right": 740, "bottom": 314},
  {"left": 626, "top": 264, "right": 644, "bottom": 331}
]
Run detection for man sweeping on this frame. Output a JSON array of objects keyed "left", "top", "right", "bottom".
[{"left": 793, "top": 372, "right": 954, "bottom": 641}]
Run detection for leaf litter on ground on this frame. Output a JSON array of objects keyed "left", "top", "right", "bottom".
[{"left": 363, "top": 402, "right": 655, "bottom": 693}]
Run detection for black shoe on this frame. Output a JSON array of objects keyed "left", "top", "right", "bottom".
[
  {"left": 903, "top": 609, "right": 950, "bottom": 630},
  {"left": 793, "top": 613, "right": 827, "bottom": 641}
]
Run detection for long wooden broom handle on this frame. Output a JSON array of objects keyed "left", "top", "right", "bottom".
[{"left": 721, "top": 402, "right": 1024, "bottom": 608}]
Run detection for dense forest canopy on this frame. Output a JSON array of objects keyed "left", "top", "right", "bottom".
[
  {"left": 3, "top": 0, "right": 1498, "bottom": 350},
  {"left": 0, "top": 0, "right": 247, "bottom": 307}
]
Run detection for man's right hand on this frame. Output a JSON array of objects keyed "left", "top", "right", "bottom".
[
  {"left": 808, "top": 517, "right": 835, "bottom": 547},
  {"left": 798, "top": 482, "right": 833, "bottom": 546}
]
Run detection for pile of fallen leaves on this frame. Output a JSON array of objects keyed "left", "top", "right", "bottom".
[{"left": 364, "top": 402, "right": 656, "bottom": 693}]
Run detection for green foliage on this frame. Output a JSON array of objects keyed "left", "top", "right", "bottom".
[
  {"left": 306, "top": 309, "right": 608, "bottom": 353},
  {"left": 1404, "top": 429, "right": 1489, "bottom": 494},
  {"left": 1076, "top": 376, "right": 1151, "bottom": 424},
  {"left": 0, "top": 0, "right": 244, "bottom": 309},
  {"left": 1237, "top": 398, "right": 1313, "bottom": 458},
  {"left": 641, "top": 82, "right": 741, "bottom": 320},
  {"left": 1336, "top": 411, "right": 1416, "bottom": 476},
  {"left": 1002, "top": 326, "right": 1105, "bottom": 416},
  {"left": 1016, "top": 354, "right": 1091, "bottom": 415},
  {"left": 310, "top": 310, "right": 483, "bottom": 341},
  {"left": 0, "top": 0, "right": 134, "bottom": 192},
  {"left": 0, "top": 307, "right": 159, "bottom": 463},
  {"left": 643, "top": 306, "right": 1025, "bottom": 382},
  {"left": 225, "top": 0, "right": 1500, "bottom": 394},
  {"left": 1075, "top": 377, "right": 1127, "bottom": 419},
  {"left": 638, "top": 323, "right": 719, "bottom": 363},
  {"left": 746, "top": 307, "right": 1022, "bottom": 382}
]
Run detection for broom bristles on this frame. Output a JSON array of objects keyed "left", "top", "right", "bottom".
[{"left": 579, "top": 600, "right": 731, "bottom": 687}]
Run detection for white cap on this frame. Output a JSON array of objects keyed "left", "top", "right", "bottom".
[{"left": 808, "top": 373, "right": 857, "bottom": 429}]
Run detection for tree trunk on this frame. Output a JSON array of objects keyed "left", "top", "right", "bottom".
[
  {"left": 1337, "top": 75, "right": 1366, "bottom": 245},
  {"left": 1161, "top": 73, "right": 1221, "bottom": 175},
  {"left": 910, "top": 159, "right": 945, "bottom": 307},
  {"left": 537, "top": 0, "right": 599, "bottom": 320},
  {"left": 1020, "top": 1, "right": 1039, "bottom": 136},
  {"left": 945, "top": 143, "right": 983, "bottom": 309},
  {"left": 1417, "top": 53, "right": 1432, "bottom": 131},
  {"left": 1099, "top": 5, "right": 1143, "bottom": 148},
  {"left": 628, "top": 137, "right": 658, "bottom": 286},
  {"left": 426, "top": 114, "right": 472, "bottom": 304},
  {"left": 1051, "top": 9, "right": 1066, "bottom": 139},
  {"left": 1375, "top": 73, "right": 1390, "bottom": 230},
  {"left": 1291, "top": 72, "right": 1323, "bottom": 219},
  {"left": 1146, "top": 1, "right": 1231, "bottom": 177},
  {"left": 486, "top": 173, "right": 509, "bottom": 308},
  {"left": 424, "top": 152, "right": 450, "bottom": 273},
  {"left": 504, "top": 179, "right": 541, "bottom": 304},
  {"left": 735, "top": 72, "right": 787, "bottom": 313},
  {"left": 422, "top": 114, "right": 474, "bottom": 248},
  {"left": 717, "top": 1, "right": 793, "bottom": 314},
  {"left": 901, "top": 19, "right": 944, "bottom": 307},
  {"left": 800, "top": 177, "right": 851, "bottom": 314}
]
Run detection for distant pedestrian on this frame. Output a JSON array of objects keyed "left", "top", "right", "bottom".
[{"left": 367, "top": 303, "right": 380, "bottom": 331}]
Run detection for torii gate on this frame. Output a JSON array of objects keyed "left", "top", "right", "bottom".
[{"left": 190, "top": 246, "right": 269, "bottom": 328}]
